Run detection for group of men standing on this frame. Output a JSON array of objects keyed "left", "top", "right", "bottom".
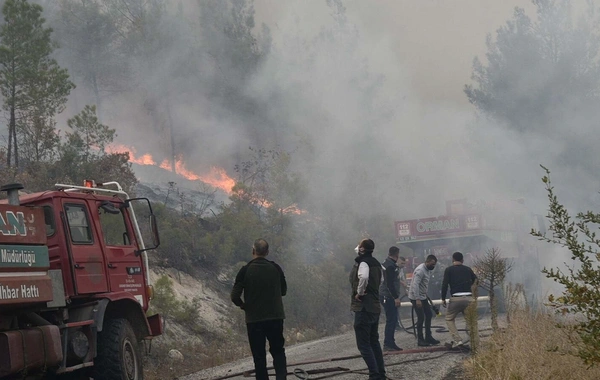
[
  {"left": 229, "top": 237, "right": 477, "bottom": 380},
  {"left": 351, "top": 239, "right": 478, "bottom": 379}
]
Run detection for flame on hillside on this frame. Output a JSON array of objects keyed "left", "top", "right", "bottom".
[
  {"left": 106, "top": 144, "right": 235, "bottom": 194},
  {"left": 106, "top": 144, "right": 306, "bottom": 215}
]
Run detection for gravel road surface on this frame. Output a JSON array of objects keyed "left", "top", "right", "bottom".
[{"left": 179, "top": 314, "right": 486, "bottom": 380}]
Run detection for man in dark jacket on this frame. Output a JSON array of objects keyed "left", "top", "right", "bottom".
[
  {"left": 441, "top": 251, "right": 477, "bottom": 348},
  {"left": 350, "top": 238, "right": 386, "bottom": 380},
  {"left": 379, "top": 246, "right": 403, "bottom": 351},
  {"left": 231, "top": 239, "right": 287, "bottom": 380}
]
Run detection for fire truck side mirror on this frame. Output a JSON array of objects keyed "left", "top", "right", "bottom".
[
  {"left": 124, "top": 197, "right": 160, "bottom": 255},
  {"left": 150, "top": 214, "right": 160, "bottom": 248}
]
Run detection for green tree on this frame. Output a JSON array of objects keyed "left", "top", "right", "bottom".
[
  {"left": 65, "top": 104, "right": 115, "bottom": 162},
  {"left": 54, "top": 0, "right": 127, "bottom": 117},
  {"left": 56, "top": 105, "right": 136, "bottom": 193},
  {"left": 102, "top": 0, "right": 194, "bottom": 168},
  {"left": 465, "top": 0, "right": 600, "bottom": 133},
  {"left": 532, "top": 166, "right": 600, "bottom": 366},
  {"left": 198, "top": 0, "right": 271, "bottom": 149},
  {"left": 0, "top": 0, "right": 75, "bottom": 167}
]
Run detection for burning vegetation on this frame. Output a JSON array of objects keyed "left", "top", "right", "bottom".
[{"left": 106, "top": 144, "right": 236, "bottom": 194}]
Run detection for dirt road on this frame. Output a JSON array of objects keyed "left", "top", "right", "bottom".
[{"left": 179, "top": 314, "right": 482, "bottom": 380}]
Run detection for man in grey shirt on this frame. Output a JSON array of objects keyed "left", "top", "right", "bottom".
[{"left": 408, "top": 254, "right": 439, "bottom": 346}]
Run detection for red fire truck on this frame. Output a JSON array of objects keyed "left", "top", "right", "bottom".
[
  {"left": 395, "top": 199, "right": 544, "bottom": 300},
  {"left": 0, "top": 180, "right": 161, "bottom": 380}
]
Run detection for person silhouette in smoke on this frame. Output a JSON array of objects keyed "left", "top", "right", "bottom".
[
  {"left": 349, "top": 238, "right": 386, "bottom": 380},
  {"left": 231, "top": 238, "right": 287, "bottom": 380}
]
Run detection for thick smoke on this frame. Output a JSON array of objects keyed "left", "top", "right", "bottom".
[{"left": 39, "top": 0, "right": 600, "bottom": 294}]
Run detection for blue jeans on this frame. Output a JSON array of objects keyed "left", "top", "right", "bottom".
[
  {"left": 353, "top": 310, "right": 385, "bottom": 380},
  {"left": 382, "top": 296, "right": 398, "bottom": 347}
]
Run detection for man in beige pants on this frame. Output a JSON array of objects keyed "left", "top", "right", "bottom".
[{"left": 441, "top": 252, "right": 477, "bottom": 348}]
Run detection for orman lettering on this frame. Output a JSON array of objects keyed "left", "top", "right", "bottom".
[{"left": 416, "top": 219, "right": 460, "bottom": 233}]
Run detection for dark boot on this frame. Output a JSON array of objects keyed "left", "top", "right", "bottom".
[
  {"left": 417, "top": 331, "right": 430, "bottom": 347},
  {"left": 425, "top": 334, "right": 440, "bottom": 345}
]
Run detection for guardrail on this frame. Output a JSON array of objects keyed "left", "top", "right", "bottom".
[{"left": 399, "top": 296, "right": 490, "bottom": 308}]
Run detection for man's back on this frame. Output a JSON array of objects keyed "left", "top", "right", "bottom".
[
  {"left": 442, "top": 264, "right": 476, "bottom": 297},
  {"left": 231, "top": 257, "right": 286, "bottom": 323}
]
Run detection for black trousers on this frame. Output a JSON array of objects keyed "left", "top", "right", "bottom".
[
  {"left": 410, "top": 299, "right": 433, "bottom": 338},
  {"left": 247, "top": 319, "right": 287, "bottom": 380},
  {"left": 353, "top": 310, "right": 386, "bottom": 380},
  {"left": 381, "top": 296, "right": 399, "bottom": 347}
]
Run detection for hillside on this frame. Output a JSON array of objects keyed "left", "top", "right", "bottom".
[{"left": 144, "top": 265, "right": 251, "bottom": 379}]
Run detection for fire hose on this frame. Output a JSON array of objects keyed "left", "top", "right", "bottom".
[
  {"left": 401, "top": 296, "right": 491, "bottom": 341},
  {"left": 204, "top": 297, "right": 492, "bottom": 380},
  {"left": 289, "top": 348, "right": 466, "bottom": 380},
  {"left": 203, "top": 345, "right": 466, "bottom": 380},
  {"left": 291, "top": 351, "right": 464, "bottom": 380},
  {"left": 203, "top": 346, "right": 466, "bottom": 380}
]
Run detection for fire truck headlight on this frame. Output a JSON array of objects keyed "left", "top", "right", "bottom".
[{"left": 68, "top": 330, "right": 90, "bottom": 360}]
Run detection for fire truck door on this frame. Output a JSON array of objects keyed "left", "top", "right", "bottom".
[
  {"left": 96, "top": 201, "right": 146, "bottom": 308},
  {"left": 63, "top": 202, "right": 109, "bottom": 294}
]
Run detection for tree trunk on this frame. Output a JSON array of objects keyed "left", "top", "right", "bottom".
[
  {"left": 490, "top": 287, "right": 498, "bottom": 332},
  {"left": 7, "top": 109, "right": 13, "bottom": 167},
  {"left": 8, "top": 105, "right": 18, "bottom": 168},
  {"left": 166, "top": 99, "right": 176, "bottom": 172},
  {"left": 93, "top": 77, "right": 103, "bottom": 123}
]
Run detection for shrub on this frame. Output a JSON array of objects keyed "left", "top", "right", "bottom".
[
  {"left": 532, "top": 166, "right": 600, "bottom": 366},
  {"left": 464, "top": 309, "right": 600, "bottom": 379}
]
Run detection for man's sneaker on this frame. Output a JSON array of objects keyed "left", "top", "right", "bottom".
[
  {"left": 425, "top": 336, "right": 440, "bottom": 345},
  {"left": 383, "top": 344, "right": 403, "bottom": 351},
  {"left": 452, "top": 340, "right": 464, "bottom": 349},
  {"left": 417, "top": 339, "right": 430, "bottom": 347}
]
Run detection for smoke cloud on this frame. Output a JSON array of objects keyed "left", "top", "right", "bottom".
[{"left": 34, "top": 0, "right": 600, "bottom": 294}]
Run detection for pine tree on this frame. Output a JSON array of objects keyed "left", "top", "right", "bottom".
[{"left": 0, "top": 0, "right": 75, "bottom": 167}]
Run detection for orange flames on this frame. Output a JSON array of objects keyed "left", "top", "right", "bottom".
[
  {"left": 106, "top": 144, "right": 236, "bottom": 194},
  {"left": 106, "top": 144, "right": 306, "bottom": 215}
]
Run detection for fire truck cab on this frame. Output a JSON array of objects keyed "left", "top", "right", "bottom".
[{"left": 0, "top": 180, "right": 161, "bottom": 380}]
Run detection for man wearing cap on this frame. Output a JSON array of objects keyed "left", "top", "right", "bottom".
[{"left": 441, "top": 251, "right": 478, "bottom": 348}]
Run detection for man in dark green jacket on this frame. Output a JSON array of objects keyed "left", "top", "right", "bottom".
[{"left": 231, "top": 239, "right": 287, "bottom": 380}]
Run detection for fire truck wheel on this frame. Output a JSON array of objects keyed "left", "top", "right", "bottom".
[{"left": 94, "top": 318, "right": 144, "bottom": 380}]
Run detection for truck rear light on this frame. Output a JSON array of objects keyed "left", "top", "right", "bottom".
[{"left": 146, "top": 285, "right": 154, "bottom": 300}]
